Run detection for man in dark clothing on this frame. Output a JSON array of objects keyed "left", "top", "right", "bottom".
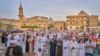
[
  {"left": 1, "top": 32, "right": 7, "bottom": 46},
  {"left": 5, "top": 40, "right": 23, "bottom": 56},
  {"left": 56, "top": 39, "right": 62, "bottom": 56},
  {"left": 50, "top": 36, "right": 57, "bottom": 56}
]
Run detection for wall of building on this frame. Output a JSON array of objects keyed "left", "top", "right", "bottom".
[
  {"left": 89, "top": 15, "right": 98, "bottom": 27},
  {"left": 53, "top": 21, "right": 65, "bottom": 31}
]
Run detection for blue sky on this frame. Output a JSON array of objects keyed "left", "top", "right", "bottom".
[{"left": 0, "top": 0, "right": 100, "bottom": 21}]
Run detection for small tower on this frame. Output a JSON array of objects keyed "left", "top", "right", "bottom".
[{"left": 18, "top": 2, "right": 24, "bottom": 21}]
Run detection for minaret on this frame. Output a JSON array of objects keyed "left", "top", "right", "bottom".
[
  {"left": 18, "top": 2, "right": 24, "bottom": 21},
  {"left": 18, "top": 2, "right": 24, "bottom": 28}
]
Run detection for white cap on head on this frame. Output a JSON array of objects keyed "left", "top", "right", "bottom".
[
  {"left": 72, "top": 37, "right": 76, "bottom": 40},
  {"left": 10, "top": 40, "right": 17, "bottom": 44}
]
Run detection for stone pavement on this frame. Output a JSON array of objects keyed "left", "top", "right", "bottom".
[
  {"left": 0, "top": 44, "right": 34, "bottom": 56},
  {"left": 0, "top": 44, "right": 6, "bottom": 56},
  {"left": 0, "top": 37, "right": 6, "bottom": 56}
]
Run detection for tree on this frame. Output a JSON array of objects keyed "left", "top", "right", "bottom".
[
  {"left": 0, "top": 22, "right": 3, "bottom": 27},
  {"left": 0, "top": 22, "right": 3, "bottom": 29},
  {"left": 7, "top": 24, "right": 13, "bottom": 30},
  {"left": 48, "top": 24, "right": 54, "bottom": 29},
  {"left": 21, "top": 25, "right": 40, "bottom": 29},
  {"left": 80, "top": 25, "right": 84, "bottom": 29}
]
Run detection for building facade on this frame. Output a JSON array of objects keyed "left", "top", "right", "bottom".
[
  {"left": 0, "top": 3, "right": 99, "bottom": 31},
  {"left": 15, "top": 3, "right": 50, "bottom": 30},
  {"left": 53, "top": 21, "right": 65, "bottom": 31},
  {"left": 66, "top": 11, "right": 98, "bottom": 31}
]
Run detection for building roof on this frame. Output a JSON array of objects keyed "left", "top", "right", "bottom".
[
  {"left": 27, "top": 16, "right": 48, "bottom": 20},
  {"left": 78, "top": 10, "right": 89, "bottom": 16},
  {"left": 0, "top": 18, "right": 18, "bottom": 21}
]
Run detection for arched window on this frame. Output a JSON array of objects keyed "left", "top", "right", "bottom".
[
  {"left": 70, "top": 27, "right": 72, "bottom": 29},
  {"left": 76, "top": 21, "right": 78, "bottom": 24},
  {"left": 76, "top": 27, "right": 78, "bottom": 29},
  {"left": 70, "top": 22, "right": 72, "bottom": 24},
  {"left": 24, "top": 24, "right": 26, "bottom": 26},
  {"left": 81, "top": 22, "right": 83, "bottom": 24}
]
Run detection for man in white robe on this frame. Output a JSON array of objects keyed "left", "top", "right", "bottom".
[
  {"left": 14, "top": 33, "right": 20, "bottom": 45},
  {"left": 7, "top": 33, "right": 19, "bottom": 47},
  {"left": 62, "top": 38, "right": 71, "bottom": 56},
  {"left": 85, "top": 38, "right": 96, "bottom": 56},
  {"left": 46, "top": 35, "right": 51, "bottom": 56},
  {"left": 77, "top": 41, "right": 85, "bottom": 56},
  {"left": 21, "top": 33, "right": 26, "bottom": 53},
  {"left": 70, "top": 37, "right": 78, "bottom": 56},
  {"left": 34, "top": 35, "right": 38, "bottom": 53},
  {"left": 34, "top": 34, "right": 42, "bottom": 54},
  {"left": 57, "top": 32, "right": 62, "bottom": 39},
  {"left": 7, "top": 34, "right": 12, "bottom": 47},
  {"left": 41, "top": 34, "right": 47, "bottom": 49},
  {"left": 17, "top": 34, "right": 23, "bottom": 46}
]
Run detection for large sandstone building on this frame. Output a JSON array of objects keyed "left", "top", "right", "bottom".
[
  {"left": 0, "top": 3, "right": 98, "bottom": 31},
  {"left": 66, "top": 11, "right": 98, "bottom": 31},
  {"left": 0, "top": 3, "right": 65, "bottom": 31}
]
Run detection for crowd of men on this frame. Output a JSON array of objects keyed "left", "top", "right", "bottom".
[{"left": 1, "top": 30, "right": 100, "bottom": 56}]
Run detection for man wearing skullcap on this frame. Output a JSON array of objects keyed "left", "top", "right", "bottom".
[{"left": 5, "top": 40, "right": 23, "bottom": 56}]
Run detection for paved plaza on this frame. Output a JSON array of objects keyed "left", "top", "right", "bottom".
[
  {"left": 0, "top": 46, "right": 6, "bottom": 56},
  {"left": 0, "top": 37, "right": 6, "bottom": 56}
]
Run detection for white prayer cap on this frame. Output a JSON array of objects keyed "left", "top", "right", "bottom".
[
  {"left": 72, "top": 37, "right": 76, "bottom": 40},
  {"left": 10, "top": 40, "right": 17, "bottom": 44}
]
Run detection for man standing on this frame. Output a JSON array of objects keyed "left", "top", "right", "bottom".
[
  {"left": 62, "top": 37, "right": 70, "bottom": 56},
  {"left": 5, "top": 40, "right": 23, "bottom": 56},
  {"left": 56, "top": 39, "right": 62, "bottom": 56},
  {"left": 70, "top": 37, "right": 78, "bottom": 56},
  {"left": 41, "top": 33, "right": 47, "bottom": 49},
  {"left": 85, "top": 38, "right": 96, "bottom": 56},
  {"left": 50, "top": 35, "right": 57, "bottom": 56},
  {"left": 1, "top": 32, "right": 7, "bottom": 46},
  {"left": 46, "top": 35, "right": 51, "bottom": 56},
  {"left": 42, "top": 45, "right": 48, "bottom": 56},
  {"left": 77, "top": 40, "right": 85, "bottom": 56}
]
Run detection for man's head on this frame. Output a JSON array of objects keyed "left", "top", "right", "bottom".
[
  {"left": 72, "top": 37, "right": 76, "bottom": 41},
  {"left": 43, "top": 45, "right": 47, "bottom": 48},
  {"left": 89, "top": 38, "right": 92, "bottom": 42},
  {"left": 38, "top": 48, "right": 41, "bottom": 52},
  {"left": 98, "top": 35, "right": 100, "bottom": 39}
]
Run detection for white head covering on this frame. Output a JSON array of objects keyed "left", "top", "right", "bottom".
[
  {"left": 10, "top": 40, "right": 17, "bottom": 44},
  {"left": 72, "top": 37, "right": 76, "bottom": 40}
]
